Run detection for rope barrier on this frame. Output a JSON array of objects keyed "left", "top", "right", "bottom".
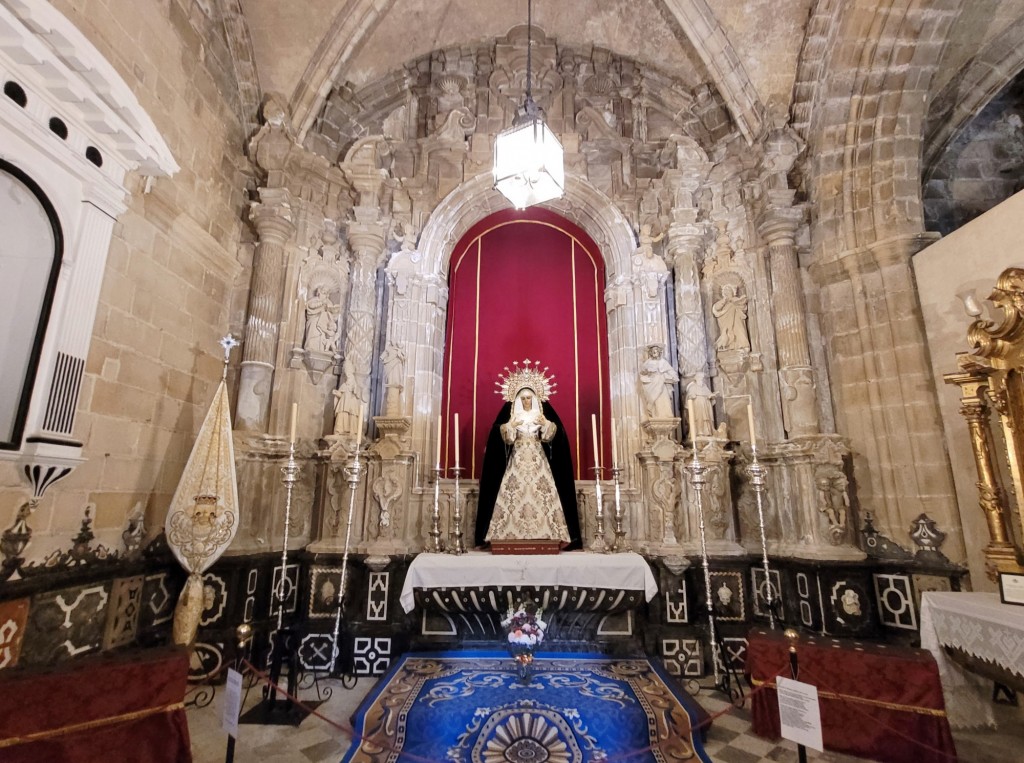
[
  {"left": 223, "top": 654, "right": 965, "bottom": 762},
  {"left": 0, "top": 702, "right": 185, "bottom": 749}
]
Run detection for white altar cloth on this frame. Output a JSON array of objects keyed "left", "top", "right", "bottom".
[
  {"left": 399, "top": 551, "right": 659, "bottom": 613},
  {"left": 920, "top": 591, "right": 1024, "bottom": 728}
]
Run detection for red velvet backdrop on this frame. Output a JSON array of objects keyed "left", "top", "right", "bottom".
[{"left": 441, "top": 208, "right": 611, "bottom": 479}]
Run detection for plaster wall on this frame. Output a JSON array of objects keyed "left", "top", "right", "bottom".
[{"left": 914, "top": 188, "right": 1024, "bottom": 590}]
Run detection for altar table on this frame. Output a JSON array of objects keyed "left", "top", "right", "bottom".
[
  {"left": 746, "top": 627, "right": 957, "bottom": 763},
  {"left": 0, "top": 646, "right": 191, "bottom": 763},
  {"left": 920, "top": 591, "right": 1024, "bottom": 729},
  {"left": 400, "top": 551, "right": 658, "bottom": 613}
]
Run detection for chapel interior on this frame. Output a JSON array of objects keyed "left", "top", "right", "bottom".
[{"left": 3, "top": 0, "right": 1024, "bottom": 760}]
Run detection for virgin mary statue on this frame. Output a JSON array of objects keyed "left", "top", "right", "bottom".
[{"left": 474, "top": 360, "right": 582, "bottom": 550}]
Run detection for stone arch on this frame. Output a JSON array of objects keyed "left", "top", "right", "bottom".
[
  {"left": 924, "top": 15, "right": 1024, "bottom": 172},
  {"left": 417, "top": 174, "right": 634, "bottom": 280},
  {"left": 804, "top": 1, "right": 961, "bottom": 259},
  {"left": 390, "top": 173, "right": 653, "bottom": 486}
]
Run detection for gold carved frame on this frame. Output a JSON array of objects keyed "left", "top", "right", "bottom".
[{"left": 945, "top": 267, "right": 1024, "bottom": 579}]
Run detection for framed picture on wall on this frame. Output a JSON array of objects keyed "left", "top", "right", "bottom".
[{"left": 998, "top": 572, "right": 1024, "bottom": 606}]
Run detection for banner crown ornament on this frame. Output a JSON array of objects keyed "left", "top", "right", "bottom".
[{"left": 495, "top": 358, "right": 557, "bottom": 402}]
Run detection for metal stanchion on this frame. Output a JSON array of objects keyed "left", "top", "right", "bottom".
[
  {"left": 785, "top": 628, "right": 808, "bottom": 763},
  {"left": 224, "top": 624, "right": 253, "bottom": 763}
]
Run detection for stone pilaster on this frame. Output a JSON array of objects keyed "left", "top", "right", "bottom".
[{"left": 812, "top": 231, "right": 960, "bottom": 550}]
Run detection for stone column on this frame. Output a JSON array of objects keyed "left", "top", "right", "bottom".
[
  {"left": 237, "top": 188, "right": 295, "bottom": 432},
  {"left": 668, "top": 217, "right": 710, "bottom": 381},
  {"left": 759, "top": 204, "right": 820, "bottom": 437}
]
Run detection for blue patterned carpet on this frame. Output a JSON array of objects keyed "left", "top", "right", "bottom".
[{"left": 342, "top": 650, "right": 712, "bottom": 762}]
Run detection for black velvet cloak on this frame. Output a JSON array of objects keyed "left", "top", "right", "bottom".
[{"left": 473, "top": 399, "right": 583, "bottom": 550}]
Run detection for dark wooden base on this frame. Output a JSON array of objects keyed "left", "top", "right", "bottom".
[{"left": 490, "top": 540, "right": 563, "bottom": 555}]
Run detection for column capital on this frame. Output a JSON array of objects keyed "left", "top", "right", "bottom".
[
  {"left": 249, "top": 189, "right": 295, "bottom": 245},
  {"left": 756, "top": 203, "right": 802, "bottom": 246}
]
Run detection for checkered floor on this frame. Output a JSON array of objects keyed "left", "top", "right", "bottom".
[{"left": 186, "top": 672, "right": 1024, "bottom": 763}]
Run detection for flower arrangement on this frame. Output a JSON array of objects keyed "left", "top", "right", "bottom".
[
  {"left": 502, "top": 599, "right": 546, "bottom": 680},
  {"left": 502, "top": 599, "right": 546, "bottom": 648}
]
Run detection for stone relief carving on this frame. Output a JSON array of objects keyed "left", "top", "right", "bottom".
[
  {"left": 303, "top": 286, "right": 341, "bottom": 354},
  {"left": 815, "top": 463, "right": 849, "bottom": 545}
]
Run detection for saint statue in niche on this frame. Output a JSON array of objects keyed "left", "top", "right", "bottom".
[
  {"left": 474, "top": 360, "right": 582, "bottom": 550},
  {"left": 712, "top": 283, "right": 750, "bottom": 352},
  {"left": 639, "top": 344, "right": 679, "bottom": 419}
]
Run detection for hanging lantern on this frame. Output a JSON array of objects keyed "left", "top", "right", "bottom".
[{"left": 492, "top": 0, "right": 564, "bottom": 209}]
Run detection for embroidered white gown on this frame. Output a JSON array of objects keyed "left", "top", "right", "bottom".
[{"left": 485, "top": 417, "right": 570, "bottom": 544}]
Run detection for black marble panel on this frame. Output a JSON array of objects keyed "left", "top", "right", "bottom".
[{"left": 21, "top": 581, "right": 111, "bottom": 665}]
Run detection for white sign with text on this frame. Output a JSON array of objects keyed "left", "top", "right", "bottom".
[
  {"left": 777, "top": 676, "right": 824, "bottom": 752},
  {"left": 221, "top": 667, "right": 243, "bottom": 738}
]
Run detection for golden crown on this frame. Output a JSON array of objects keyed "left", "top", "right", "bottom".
[{"left": 495, "top": 359, "right": 557, "bottom": 402}]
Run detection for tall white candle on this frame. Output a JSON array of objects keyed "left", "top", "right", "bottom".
[
  {"left": 611, "top": 418, "right": 618, "bottom": 467},
  {"left": 436, "top": 414, "right": 443, "bottom": 467},
  {"left": 747, "top": 401, "right": 757, "bottom": 449},
  {"left": 686, "top": 399, "right": 696, "bottom": 446},
  {"left": 289, "top": 402, "right": 297, "bottom": 444},
  {"left": 355, "top": 402, "right": 365, "bottom": 450},
  {"left": 454, "top": 412, "right": 460, "bottom": 465},
  {"left": 591, "top": 413, "right": 600, "bottom": 468}
]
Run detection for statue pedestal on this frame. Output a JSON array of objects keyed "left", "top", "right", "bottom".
[{"left": 490, "top": 540, "right": 563, "bottom": 555}]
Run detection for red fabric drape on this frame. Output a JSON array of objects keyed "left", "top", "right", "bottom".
[
  {"left": 441, "top": 208, "right": 610, "bottom": 479},
  {"left": 746, "top": 628, "right": 958, "bottom": 763},
  {"left": 0, "top": 646, "right": 192, "bottom": 763}
]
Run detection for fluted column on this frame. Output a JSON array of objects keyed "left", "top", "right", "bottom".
[
  {"left": 237, "top": 188, "right": 295, "bottom": 431},
  {"left": 759, "top": 203, "right": 819, "bottom": 437}
]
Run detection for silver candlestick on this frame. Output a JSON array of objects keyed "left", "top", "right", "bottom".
[
  {"left": 589, "top": 466, "right": 608, "bottom": 553},
  {"left": 330, "top": 448, "right": 363, "bottom": 675},
  {"left": 686, "top": 443, "right": 722, "bottom": 687},
  {"left": 610, "top": 465, "right": 630, "bottom": 552},
  {"left": 747, "top": 445, "right": 776, "bottom": 629},
  {"left": 428, "top": 465, "right": 445, "bottom": 553},
  {"left": 276, "top": 440, "right": 299, "bottom": 631},
  {"left": 448, "top": 465, "right": 466, "bottom": 555}
]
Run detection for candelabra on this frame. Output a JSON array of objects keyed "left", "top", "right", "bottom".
[
  {"left": 448, "top": 465, "right": 466, "bottom": 555},
  {"left": 330, "top": 448, "right": 364, "bottom": 676},
  {"left": 746, "top": 446, "right": 776, "bottom": 629},
  {"left": 428, "top": 465, "right": 445, "bottom": 553},
  {"left": 610, "top": 466, "right": 629, "bottom": 552},
  {"left": 589, "top": 466, "right": 608, "bottom": 553}
]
